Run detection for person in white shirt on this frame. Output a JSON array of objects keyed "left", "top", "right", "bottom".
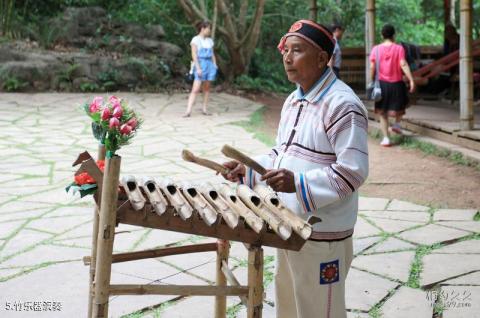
[
  {"left": 183, "top": 21, "right": 218, "bottom": 117},
  {"left": 222, "top": 20, "right": 369, "bottom": 318}
]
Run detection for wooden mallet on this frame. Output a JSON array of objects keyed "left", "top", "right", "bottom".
[
  {"left": 182, "top": 149, "right": 230, "bottom": 175},
  {"left": 221, "top": 145, "right": 266, "bottom": 175}
]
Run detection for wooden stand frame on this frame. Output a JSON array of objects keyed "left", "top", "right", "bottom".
[{"left": 72, "top": 151, "right": 305, "bottom": 318}]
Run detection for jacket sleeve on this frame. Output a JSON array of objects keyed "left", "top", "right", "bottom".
[{"left": 293, "top": 102, "right": 369, "bottom": 212}]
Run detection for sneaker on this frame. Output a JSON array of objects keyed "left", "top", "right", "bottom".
[
  {"left": 391, "top": 123, "right": 403, "bottom": 134},
  {"left": 380, "top": 137, "right": 392, "bottom": 147}
]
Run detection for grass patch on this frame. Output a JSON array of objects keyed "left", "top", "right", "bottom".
[
  {"left": 227, "top": 303, "right": 243, "bottom": 318},
  {"left": 474, "top": 211, "right": 480, "bottom": 222},
  {"left": 407, "top": 243, "right": 442, "bottom": 289},
  {"left": 232, "top": 107, "right": 275, "bottom": 147}
]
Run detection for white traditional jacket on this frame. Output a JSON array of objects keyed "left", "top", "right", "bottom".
[{"left": 242, "top": 68, "right": 369, "bottom": 241}]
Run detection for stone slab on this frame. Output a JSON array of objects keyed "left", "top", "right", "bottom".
[
  {"left": 359, "top": 210, "right": 430, "bottom": 222},
  {"left": 358, "top": 197, "right": 389, "bottom": 211},
  {"left": 398, "top": 224, "right": 471, "bottom": 245},
  {"left": 432, "top": 240, "right": 480, "bottom": 254},
  {"left": 387, "top": 199, "right": 429, "bottom": 212},
  {"left": 381, "top": 286, "right": 432, "bottom": 318},
  {"left": 353, "top": 236, "right": 382, "bottom": 255},
  {"left": 345, "top": 268, "right": 398, "bottom": 312},
  {"left": 352, "top": 251, "right": 415, "bottom": 282},
  {"left": 434, "top": 209, "right": 478, "bottom": 221},
  {"left": 353, "top": 217, "right": 382, "bottom": 238},
  {"left": 366, "top": 216, "right": 423, "bottom": 233},
  {"left": 442, "top": 271, "right": 480, "bottom": 285},
  {"left": 366, "top": 237, "right": 416, "bottom": 253},
  {"left": 421, "top": 254, "right": 480, "bottom": 287},
  {"left": 437, "top": 221, "right": 480, "bottom": 233}
]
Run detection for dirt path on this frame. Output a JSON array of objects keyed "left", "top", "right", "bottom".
[{"left": 245, "top": 92, "right": 480, "bottom": 209}]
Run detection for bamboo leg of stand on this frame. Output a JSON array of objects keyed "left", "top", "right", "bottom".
[
  {"left": 92, "top": 156, "right": 121, "bottom": 318},
  {"left": 215, "top": 239, "right": 230, "bottom": 318},
  {"left": 88, "top": 145, "right": 105, "bottom": 318},
  {"left": 247, "top": 246, "right": 263, "bottom": 318}
]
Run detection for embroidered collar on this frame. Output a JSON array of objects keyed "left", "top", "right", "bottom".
[{"left": 293, "top": 68, "right": 337, "bottom": 104}]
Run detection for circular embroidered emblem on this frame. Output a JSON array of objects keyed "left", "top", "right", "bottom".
[
  {"left": 289, "top": 22, "right": 303, "bottom": 33},
  {"left": 321, "top": 263, "right": 338, "bottom": 282}
]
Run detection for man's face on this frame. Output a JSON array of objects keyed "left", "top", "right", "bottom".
[{"left": 282, "top": 36, "right": 328, "bottom": 89}]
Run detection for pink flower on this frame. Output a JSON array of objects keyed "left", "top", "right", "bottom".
[
  {"left": 109, "top": 96, "right": 121, "bottom": 108},
  {"left": 112, "top": 106, "right": 123, "bottom": 119},
  {"left": 89, "top": 96, "right": 103, "bottom": 113},
  {"left": 109, "top": 117, "right": 120, "bottom": 129},
  {"left": 120, "top": 124, "right": 133, "bottom": 135},
  {"left": 126, "top": 117, "right": 137, "bottom": 129},
  {"left": 101, "top": 107, "right": 111, "bottom": 121}
]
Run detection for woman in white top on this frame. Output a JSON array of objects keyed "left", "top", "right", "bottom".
[{"left": 183, "top": 21, "right": 218, "bottom": 117}]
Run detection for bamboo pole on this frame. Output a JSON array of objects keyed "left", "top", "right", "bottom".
[
  {"left": 92, "top": 155, "right": 121, "bottom": 318},
  {"left": 200, "top": 183, "right": 239, "bottom": 229},
  {"left": 109, "top": 284, "right": 249, "bottom": 296},
  {"left": 221, "top": 260, "right": 247, "bottom": 305},
  {"left": 218, "top": 184, "right": 264, "bottom": 233},
  {"left": 221, "top": 145, "right": 266, "bottom": 175},
  {"left": 253, "top": 184, "right": 312, "bottom": 240},
  {"left": 140, "top": 177, "right": 168, "bottom": 215},
  {"left": 87, "top": 144, "right": 106, "bottom": 318},
  {"left": 459, "top": 0, "right": 474, "bottom": 130},
  {"left": 120, "top": 175, "right": 146, "bottom": 211},
  {"left": 158, "top": 179, "right": 193, "bottom": 220},
  {"left": 182, "top": 149, "right": 229, "bottom": 175},
  {"left": 83, "top": 243, "right": 218, "bottom": 265},
  {"left": 247, "top": 246, "right": 263, "bottom": 318},
  {"left": 365, "top": 0, "right": 375, "bottom": 90},
  {"left": 237, "top": 185, "right": 292, "bottom": 240},
  {"left": 215, "top": 239, "right": 230, "bottom": 318},
  {"left": 181, "top": 183, "right": 219, "bottom": 226}
]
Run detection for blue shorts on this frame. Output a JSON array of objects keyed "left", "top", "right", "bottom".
[{"left": 194, "top": 58, "right": 217, "bottom": 81}]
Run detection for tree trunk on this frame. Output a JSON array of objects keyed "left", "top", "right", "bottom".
[{"left": 309, "top": 0, "right": 318, "bottom": 22}]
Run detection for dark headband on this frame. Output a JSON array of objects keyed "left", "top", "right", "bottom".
[{"left": 278, "top": 20, "right": 335, "bottom": 59}]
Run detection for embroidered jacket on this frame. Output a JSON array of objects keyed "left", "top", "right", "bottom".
[{"left": 242, "top": 68, "right": 369, "bottom": 241}]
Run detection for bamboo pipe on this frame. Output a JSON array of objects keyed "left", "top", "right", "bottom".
[
  {"left": 237, "top": 185, "right": 292, "bottom": 241},
  {"left": 200, "top": 183, "right": 239, "bottom": 229},
  {"left": 93, "top": 155, "right": 121, "bottom": 318},
  {"left": 218, "top": 184, "right": 264, "bottom": 233},
  {"left": 221, "top": 145, "right": 266, "bottom": 175},
  {"left": 87, "top": 144, "right": 105, "bottom": 318},
  {"left": 253, "top": 184, "right": 312, "bottom": 240},
  {"left": 120, "top": 175, "right": 146, "bottom": 211},
  {"left": 140, "top": 177, "right": 168, "bottom": 215},
  {"left": 182, "top": 149, "right": 230, "bottom": 175},
  {"left": 180, "top": 182, "right": 219, "bottom": 226},
  {"left": 158, "top": 179, "right": 193, "bottom": 220}
]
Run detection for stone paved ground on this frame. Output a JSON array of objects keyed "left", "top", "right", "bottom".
[{"left": 0, "top": 93, "right": 479, "bottom": 318}]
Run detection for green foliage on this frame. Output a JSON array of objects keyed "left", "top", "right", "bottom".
[
  {"left": 57, "top": 63, "right": 81, "bottom": 86},
  {"left": 97, "top": 67, "right": 119, "bottom": 91},
  {"left": 1, "top": 74, "right": 27, "bottom": 91},
  {"left": 80, "top": 82, "right": 99, "bottom": 92}
]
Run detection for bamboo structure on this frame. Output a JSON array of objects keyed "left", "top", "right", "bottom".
[
  {"left": 74, "top": 151, "right": 309, "bottom": 318},
  {"left": 92, "top": 155, "right": 121, "bottom": 318},
  {"left": 365, "top": 0, "right": 375, "bottom": 90},
  {"left": 87, "top": 145, "right": 105, "bottom": 318},
  {"left": 459, "top": 0, "right": 474, "bottom": 130},
  {"left": 221, "top": 145, "right": 267, "bottom": 175}
]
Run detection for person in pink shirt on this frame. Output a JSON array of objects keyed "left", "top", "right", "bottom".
[{"left": 370, "top": 24, "right": 415, "bottom": 147}]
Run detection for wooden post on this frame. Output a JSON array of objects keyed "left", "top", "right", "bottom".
[
  {"left": 215, "top": 239, "right": 230, "bottom": 318},
  {"left": 247, "top": 246, "right": 263, "bottom": 318},
  {"left": 459, "top": 0, "right": 474, "bottom": 130},
  {"left": 92, "top": 155, "right": 121, "bottom": 318},
  {"left": 365, "top": 0, "right": 375, "bottom": 90},
  {"left": 87, "top": 145, "right": 106, "bottom": 318}
]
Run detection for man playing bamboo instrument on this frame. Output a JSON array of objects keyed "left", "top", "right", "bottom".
[{"left": 222, "top": 20, "right": 369, "bottom": 318}]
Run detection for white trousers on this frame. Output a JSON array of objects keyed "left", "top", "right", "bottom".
[{"left": 275, "top": 237, "right": 353, "bottom": 318}]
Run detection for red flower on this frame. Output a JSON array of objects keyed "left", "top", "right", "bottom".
[
  {"left": 109, "top": 117, "right": 120, "bottom": 129},
  {"left": 112, "top": 106, "right": 123, "bottom": 119},
  {"left": 75, "top": 172, "right": 95, "bottom": 185},
  {"left": 96, "top": 160, "right": 105, "bottom": 172},
  {"left": 126, "top": 117, "right": 137, "bottom": 129},
  {"left": 120, "top": 124, "right": 132, "bottom": 135},
  {"left": 101, "top": 107, "right": 111, "bottom": 121}
]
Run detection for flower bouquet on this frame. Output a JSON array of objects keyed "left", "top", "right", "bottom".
[
  {"left": 85, "top": 95, "right": 142, "bottom": 158},
  {"left": 66, "top": 96, "right": 142, "bottom": 197}
]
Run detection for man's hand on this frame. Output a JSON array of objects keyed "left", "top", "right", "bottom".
[
  {"left": 260, "top": 169, "right": 296, "bottom": 193},
  {"left": 221, "top": 160, "right": 245, "bottom": 182}
]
